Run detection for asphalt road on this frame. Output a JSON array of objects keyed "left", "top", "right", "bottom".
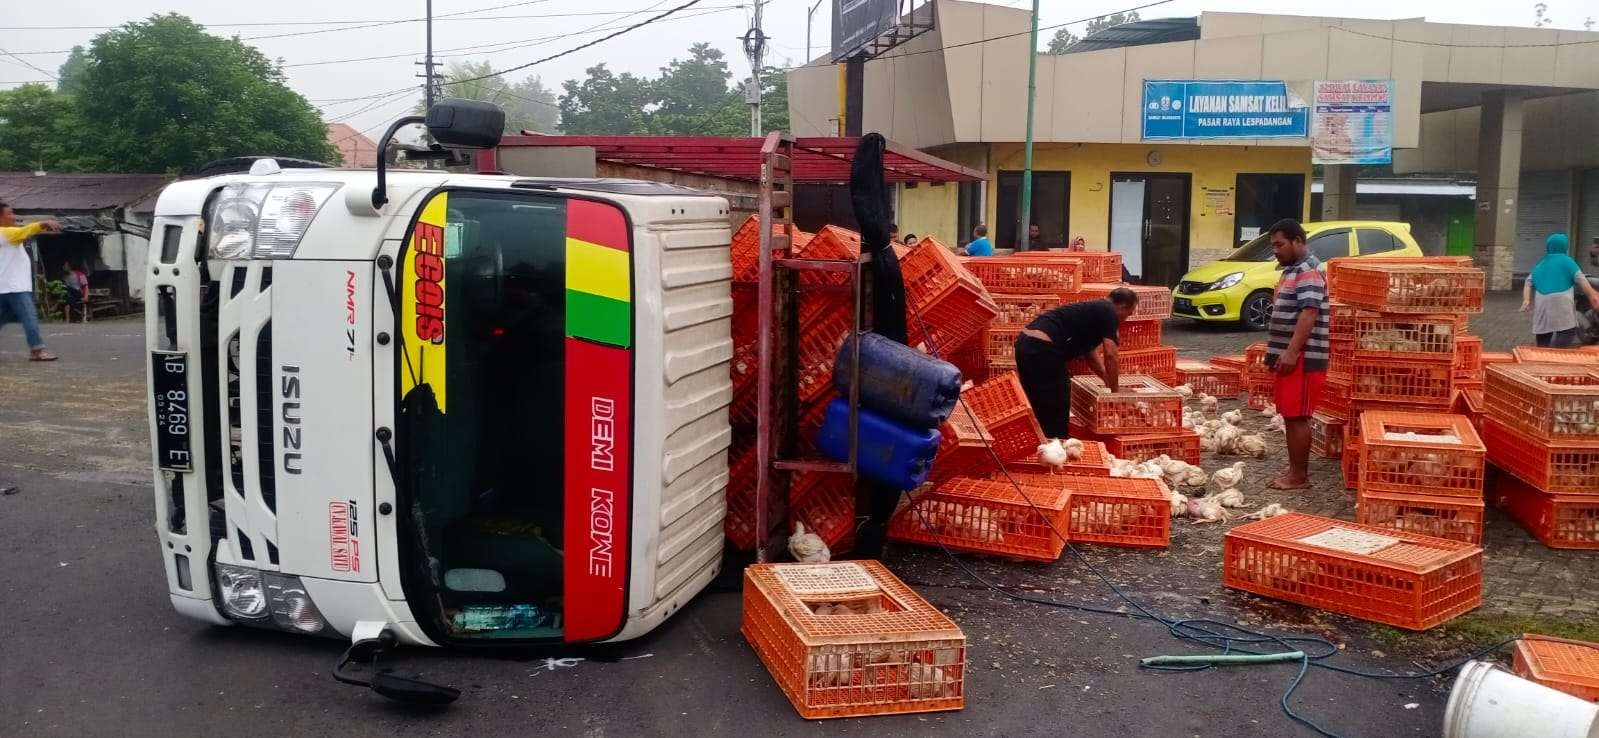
[{"left": 1, "top": 319, "right": 1454, "bottom": 737}]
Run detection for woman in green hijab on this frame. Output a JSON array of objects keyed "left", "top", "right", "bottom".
[{"left": 1522, "top": 233, "right": 1599, "bottom": 347}]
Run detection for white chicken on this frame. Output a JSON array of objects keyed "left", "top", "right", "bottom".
[
  {"left": 1213, "top": 425, "right": 1244, "bottom": 454},
  {"left": 1211, "top": 488, "right": 1247, "bottom": 508},
  {"left": 1168, "top": 490, "right": 1190, "bottom": 517},
  {"left": 1185, "top": 496, "right": 1230, "bottom": 524},
  {"left": 1174, "top": 384, "right": 1194, "bottom": 398},
  {"left": 1182, "top": 465, "right": 1210, "bottom": 488},
  {"left": 1063, "top": 437, "right": 1085, "bottom": 461},
  {"left": 1199, "top": 434, "right": 1217, "bottom": 453},
  {"left": 1221, "top": 409, "right": 1244, "bottom": 426},
  {"left": 1212, "top": 461, "right": 1246, "bottom": 491},
  {"left": 1261, "top": 402, "right": 1278, "bottom": 418},
  {"left": 1037, "top": 439, "right": 1069, "bottom": 469},
  {"left": 1244, "top": 503, "right": 1290, "bottom": 520},
  {"left": 788, "top": 521, "right": 831, "bottom": 563},
  {"left": 1268, "top": 415, "right": 1287, "bottom": 434},
  {"left": 1239, "top": 434, "right": 1268, "bottom": 459},
  {"left": 1198, "top": 394, "right": 1219, "bottom": 416}
]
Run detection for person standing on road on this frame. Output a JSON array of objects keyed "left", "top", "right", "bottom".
[
  {"left": 1521, "top": 233, "right": 1599, "bottom": 348},
  {"left": 1263, "top": 219, "right": 1328, "bottom": 490},
  {"left": 0, "top": 201, "right": 62, "bottom": 361},
  {"left": 1013, "top": 288, "right": 1139, "bottom": 439},
  {"left": 964, "top": 224, "right": 993, "bottom": 257}
]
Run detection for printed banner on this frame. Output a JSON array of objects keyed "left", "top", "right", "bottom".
[
  {"left": 1142, "top": 80, "right": 1309, "bottom": 140},
  {"left": 1312, "top": 80, "right": 1394, "bottom": 165}
]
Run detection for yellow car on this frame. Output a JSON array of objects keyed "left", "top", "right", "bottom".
[{"left": 1173, "top": 221, "right": 1424, "bottom": 330}]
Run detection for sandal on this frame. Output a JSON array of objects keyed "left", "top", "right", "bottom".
[{"left": 29, "top": 350, "right": 58, "bottom": 362}]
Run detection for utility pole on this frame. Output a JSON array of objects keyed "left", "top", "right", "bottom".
[
  {"left": 418, "top": 0, "right": 438, "bottom": 109},
  {"left": 805, "top": 0, "right": 824, "bottom": 63},
  {"left": 1018, "top": 0, "right": 1040, "bottom": 251},
  {"left": 742, "top": 1, "right": 769, "bottom": 136}
]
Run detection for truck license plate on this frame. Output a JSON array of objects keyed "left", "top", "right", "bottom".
[{"left": 151, "top": 351, "right": 194, "bottom": 472}]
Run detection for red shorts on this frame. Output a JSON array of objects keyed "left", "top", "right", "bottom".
[{"left": 1273, "top": 360, "right": 1326, "bottom": 419}]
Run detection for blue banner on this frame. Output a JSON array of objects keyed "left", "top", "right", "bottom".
[{"left": 1142, "top": 80, "right": 1308, "bottom": 140}]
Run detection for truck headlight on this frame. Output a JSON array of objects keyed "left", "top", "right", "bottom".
[
  {"left": 216, "top": 563, "right": 267, "bottom": 619},
  {"left": 264, "top": 574, "right": 328, "bottom": 634},
  {"left": 1209, "top": 272, "right": 1245, "bottom": 291},
  {"left": 206, "top": 183, "right": 339, "bottom": 261}
]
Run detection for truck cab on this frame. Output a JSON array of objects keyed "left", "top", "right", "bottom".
[{"left": 146, "top": 162, "right": 735, "bottom": 647}]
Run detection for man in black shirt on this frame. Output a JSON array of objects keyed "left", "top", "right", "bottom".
[{"left": 1013, "top": 288, "right": 1139, "bottom": 438}]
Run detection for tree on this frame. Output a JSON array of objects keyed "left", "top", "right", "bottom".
[
  {"left": 1047, "top": 11, "right": 1141, "bottom": 54},
  {"left": 558, "top": 63, "right": 654, "bottom": 134},
  {"left": 426, "top": 61, "right": 559, "bottom": 134},
  {"left": 649, "top": 43, "right": 741, "bottom": 135},
  {"left": 0, "top": 83, "right": 85, "bottom": 171},
  {"left": 1533, "top": 3, "right": 1553, "bottom": 27},
  {"left": 55, "top": 46, "right": 90, "bottom": 98},
  {"left": 72, "top": 14, "right": 336, "bottom": 172}
]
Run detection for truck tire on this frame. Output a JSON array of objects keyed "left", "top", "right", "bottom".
[{"left": 1241, "top": 290, "right": 1273, "bottom": 331}]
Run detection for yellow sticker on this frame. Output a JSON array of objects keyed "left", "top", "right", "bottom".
[{"left": 401, "top": 193, "right": 448, "bottom": 413}]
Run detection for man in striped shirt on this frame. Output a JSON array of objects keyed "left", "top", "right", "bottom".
[{"left": 1264, "top": 219, "right": 1329, "bottom": 490}]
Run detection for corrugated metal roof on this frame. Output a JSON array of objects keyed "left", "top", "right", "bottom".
[
  {"left": 0, "top": 172, "right": 173, "bottom": 213},
  {"left": 1065, "top": 17, "right": 1200, "bottom": 54}
]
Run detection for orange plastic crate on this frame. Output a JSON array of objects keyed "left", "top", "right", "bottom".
[
  {"left": 1068, "top": 283, "right": 1173, "bottom": 321},
  {"left": 1177, "top": 359, "right": 1243, "bottom": 397},
  {"left": 1069, "top": 374, "right": 1182, "bottom": 434},
  {"left": 940, "top": 334, "right": 987, "bottom": 384},
  {"left": 1318, "top": 377, "right": 1352, "bottom": 421},
  {"left": 990, "top": 293, "right": 1059, "bottom": 327},
  {"left": 1074, "top": 346, "right": 1178, "bottom": 386},
  {"left": 1343, "top": 434, "right": 1361, "bottom": 490},
  {"left": 726, "top": 443, "right": 758, "bottom": 550},
  {"left": 1454, "top": 336, "right": 1483, "bottom": 381},
  {"left": 1513, "top": 635, "right": 1599, "bottom": 702},
  {"left": 1015, "top": 250, "right": 1124, "bottom": 282},
  {"left": 1352, "top": 312, "right": 1462, "bottom": 361},
  {"left": 1222, "top": 513, "right": 1482, "bottom": 630},
  {"left": 795, "top": 295, "right": 853, "bottom": 403},
  {"left": 1358, "top": 411, "right": 1485, "bottom": 499},
  {"left": 1055, "top": 475, "right": 1171, "bottom": 548},
  {"left": 909, "top": 281, "right": 998, "bottom": 357},
  {"left": 1482, "top": 351, "right": 1516, "bottom": 366},
  {"left": 963, "top": 372, "right": 1032, "bottom": 427},
  {"left": 1119, "top": 319, "right": 1163, "bottom": 350},
  {"left": 731, "top": 215, "right": 815, "bottom": 283},
  {"left": 1310, "top": 411, "right": 1345, "bottom": 458},
  {"left": 987, "top": 414, "right": 1047, "bottom": 462},
  {"left": 791, "top": 472, "right": 856, "bottom": 550},
  {"left": 1335, "top": 263, "right": 1486, "bottom": 314},
  {"left": 1328, "top": 338, "right": 1355, "bottom": 381},
  {"left": 964, "top": 256, "right": 1081, "bottom": 295},
  {"left": 1210, "top": 354, "right": 1246, "bottom": 373},
  {"left": 928, "top": 405, "right": 996, "bottom": 485},
  {"left": 1350, "top": 357, "right": 1455, "bottom": 405},
  {"left": 1328, "top": 302, "right": 1357, "bottom": 342},
  {"left": 1492, "top": 473, "right": 1599, "bottom": 550},
  {"left": 1482, "top": 416, "right": 1599, "bottom": 496},
  {"left": 1512, "top": 346, "right": 1599, "bottom": 365},
  {"left": 984, "top": 327, "right": 1020, "bottom": 372},
  {"left": 1356, "top": 489, "right": 1485, "bottom": 544},
  {"left": 740, "top": 562, "right": 966, "bottom": 719},
  {"left": 1103, "top": 428, "right": 1202, "bottom": 465},
  {"left": 1247, "top": 378, "right": 1275, "bottom": 410},
  {"left": 991, "top": 440, "right": 1113, "bottom": 478},
  {"left": 888, "top": 477, "right": 1071, "bottom": 561},
  {"left": 1244, "top": 342, "right": 1270, "bottom": 376},
  {"left": 803, "top": 225, "right": 862, "bottom": 260},
  {"left": 1327, "top": 255, "right": 1473, "bottom": 299},
  {"left": 901, "top": 239, "right": 977, "bottom": 310},
  {"left": 1483, "top": 364, "right": 1599, "bottom": 442}
]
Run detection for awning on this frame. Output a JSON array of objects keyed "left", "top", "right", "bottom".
[{"left": 492, "top": 135, "right": 987, "bottom": 184}]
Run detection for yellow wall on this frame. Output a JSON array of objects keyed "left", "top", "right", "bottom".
[
  {"left": 898, "top": 182, "right": 961, "bottom": 246},
  {"left": 986, "top": 142, "right": 1312, "bottom": 266}
]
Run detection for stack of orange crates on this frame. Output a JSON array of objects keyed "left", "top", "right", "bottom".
[
  {"left": 1066, "top": 374, "right": 1200, "bottom": 464},
  {"left": 1243, "top": 343, "right": 1273, "bottom": 410},
  {"left": 1066, "top": 283, "right": 1176, "bottom": 385},
  {"left": 1483, "top": 363, "right": 1599, "bottom": 549},
  {"left": 1320, "top": 257, "right": 1486, "bottom": 490},
  {"left": 1355, "top": 411, "right": 1487, "bottom": 544},
  {"left": 983, "top": 293, "right": 1059, "bottom": 373},
  {"left": 1222, "top": 512, "right": 1482, "bottom": 630},
  {"left": 741, "top": 561, "right": 966, "bottom": 718},
  {"left": 1013, "top": 248, "right": 1125, "bottom": 282},
  {"left": 887, "top": 477, "right": 1072, "bottom": 561},
  {"left": 899, "top": 236, "right": 999, "bottom": 357}
]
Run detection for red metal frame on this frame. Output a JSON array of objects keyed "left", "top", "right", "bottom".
[{"left": 489, "top": 135, "right": 986, "bottom": 184}]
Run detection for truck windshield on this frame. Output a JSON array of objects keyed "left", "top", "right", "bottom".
[{"left": 398, "top": 190, "right": 569, "bottom": 641}]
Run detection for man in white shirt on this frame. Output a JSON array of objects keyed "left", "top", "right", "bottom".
[{"left": 0, "top": 200, "right": 63, "bottom": 361}]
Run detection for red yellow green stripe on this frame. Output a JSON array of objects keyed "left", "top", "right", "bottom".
[{"left": 565, "top": 199, "right": 631, "bottom": 347}]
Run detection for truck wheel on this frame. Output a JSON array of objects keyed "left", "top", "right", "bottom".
[{"left": 1240, "top": 291, "right": 1273, "bottom": 331}]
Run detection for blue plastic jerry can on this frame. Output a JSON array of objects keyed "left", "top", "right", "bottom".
[{"left": 816, "top": 397, "right": 942, "bottom": 491}]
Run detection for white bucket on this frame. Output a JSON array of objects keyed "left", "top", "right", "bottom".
[{"left": 1443, "top": 660, "right": 1599, "bottom": 738}]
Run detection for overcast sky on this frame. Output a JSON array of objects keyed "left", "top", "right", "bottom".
[{"left": 1, "top": 0, "right": 1592, "bottom": 139}]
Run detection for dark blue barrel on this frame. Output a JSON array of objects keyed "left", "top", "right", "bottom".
[
  {"left": 832, "top": 332, "right": 961, "bottom": 430},
  {"left": 815, "top": 397, "right": 941, "bottom": 491}
]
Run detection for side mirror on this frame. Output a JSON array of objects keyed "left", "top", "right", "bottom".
[{"left": 425, "top": 99, "right": 505, "bottom": 150}]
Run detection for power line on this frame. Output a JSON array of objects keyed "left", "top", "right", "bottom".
[
  {"left": 0, "top": 45, "right": 58, "bottom": 80},
  {"left": 0, "top": 6, "right": 711, "bottom": 31},
  {"left": 446, "top": 0, "right": 710, "bottom": 88},
  {"left": 1330, "top": 25, "right": 1599, "bottom": 47}
]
